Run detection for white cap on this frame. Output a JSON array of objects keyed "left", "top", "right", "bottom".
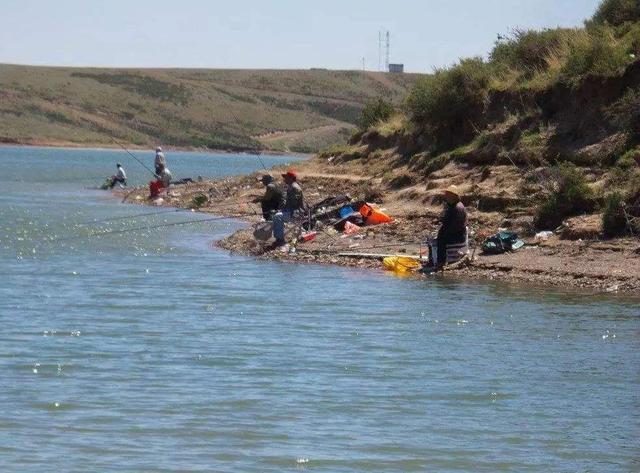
[{"left": 156, "top": 146, "right": 162, "bottom": 152}]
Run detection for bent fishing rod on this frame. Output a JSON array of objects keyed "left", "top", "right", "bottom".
[
  {"left": 76, "top": 201, "right": 263, "bottom": 227},
  {"left": 108, "top": 135, "right": 157, "bottom": 177},
  {"left": 76, "top": 208, "right": 187, "bottom": 226}
]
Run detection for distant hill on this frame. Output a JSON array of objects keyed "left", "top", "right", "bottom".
[{"left": 0, "top": 64, "right": 421, "bottom": 153}]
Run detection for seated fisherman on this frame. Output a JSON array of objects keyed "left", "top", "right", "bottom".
[
  {"left": 253, "top": 174, "right": 284, "bottom": 220},
  {"left": 108, "top": 163, "right": 127, "bottom": 189},
  {"left": 433, "top": 185, "right": 467, "bottom": 269},
  {"left": 272, "top": 170, "right": 305, "bottom": 246}
]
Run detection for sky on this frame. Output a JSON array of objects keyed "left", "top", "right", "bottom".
[{"left": 1, "top": 0, "right": 602, "bottom": 73}]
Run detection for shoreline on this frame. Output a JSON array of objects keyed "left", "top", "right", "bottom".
[
  {"left": 0, "top": 140, "right": 312, "bottom": 158},
  {"left": 117, "top": 165, "right": 640, "bottom": 296}
]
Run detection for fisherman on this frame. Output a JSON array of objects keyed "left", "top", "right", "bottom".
[
  {"left": 433, "top": 185, "right": 467, "bottom": 269},
  {"left": 108, "top": 163, "right": 127, "bottom": 189},
  {"left": 154, "top": 146, "right": 166, "bottom": 175},
  {"left": 252, "top": 174, "right": 284, "bottom": 221},
  {"left": 157, "top": 163, "right": 172, "bottom": 188},
  {"left": 272, "top": 170, "right": 305, "bottom": 246}
]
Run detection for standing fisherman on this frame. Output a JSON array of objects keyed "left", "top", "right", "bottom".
[
  {"left": 253, "top": 174, "right": 284, "bottom": 221},
  {"left": 154, "top": 146, "right": 166, "bottom": 175},
  {"left": 272, "top": 170, "right": 305, "bottom": 246}
]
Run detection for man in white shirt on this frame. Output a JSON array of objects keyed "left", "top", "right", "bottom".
[
  {"left": 158, "top": 164, "right": 172, "bottom": 188},
  {"left": 108, "top": 163, "right": 127, "bottom": 188},
  {"left": 154, "top": 146, "right": 166, "bottom": 175}
]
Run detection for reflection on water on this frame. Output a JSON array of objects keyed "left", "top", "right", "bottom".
[{"left": 1, "top": 147, "right": 639, "bottom": 472}]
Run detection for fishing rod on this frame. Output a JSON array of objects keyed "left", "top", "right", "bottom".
[
  {"left": 256, "top": 154, "right": 268, "bottom": 171},
  {"left": 77, "top": 200, "right": 264, "bottom": 227},
  {"left": 46, "top": 213, "right": 254, "bottom": 244},
  {"left": 296, "top": 238, "right": 422, "bottom": 254},
  {"left": 76, "top": 208, "right": 187, "bottom": 226},
  {"left": 108, "top": 135, "right": 157, "bottom": 177}
]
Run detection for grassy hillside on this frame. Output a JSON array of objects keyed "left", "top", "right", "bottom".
[
  {"left": 0, "top": 65, "right": 420, "bottom": 153},
  {"left": 320, "top": 0, "right": 640, "bottom": 238}
]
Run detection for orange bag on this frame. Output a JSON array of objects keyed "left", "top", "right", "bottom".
[{"left": 359, "top": 203, "right": 392, "bottom": 225}]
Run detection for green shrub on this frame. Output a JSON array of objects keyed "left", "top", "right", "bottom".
[
  {"left": 591, "top": 0, "right": 640, "bottom": 27},
  {"left": 560, "top": 27, "right": 630, "bottom": 81},
  {"left": 318, "top": 143, "right": 358, "bottom": 159},
  {"left": 606, "top": 88, "right": 640, "bottom": 137},
  {"left": 190, "top": 194, "right": 208, "bottom": 208},
  {"left": 535, "top": 164, "right": 595, "bottom": 228},
  {"left": 490, "top": 28, "right": 569, "bottom": 78},
  {"left": 423, "top": 153, "right": 453, "bottom": 175},
  {"left": 358, "top": 98, "right": 394, "bottom": 130},
  {"left": 602, "top": 192, "right": 629, "bottom": 237},
  {"left": 406, "top": 57, "right": 491, "bottom": 149},
  {"left": 616, "top": 149, "right": 640, "bottom": 169}
]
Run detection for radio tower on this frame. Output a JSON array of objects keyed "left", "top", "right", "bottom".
[
  {"left": 378, "top": 31, "right": 383, "bottom": 71},
  {"left": 385, "top": 31, "right": 390, "bottom": 72}
]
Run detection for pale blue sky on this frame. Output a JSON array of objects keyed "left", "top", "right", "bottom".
[{"left": 1, "top": 0, "right": 601, "bottom": 72}]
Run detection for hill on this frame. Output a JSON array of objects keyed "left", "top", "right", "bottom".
[
  {"left": 319, "top": 0, "right": 640, "bottom": 239},
  {"left": 0, "top": 64, "right": 420, "bottom": 153}
]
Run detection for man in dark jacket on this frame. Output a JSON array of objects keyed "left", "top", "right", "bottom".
[
  {"left": 253, "top": 174, "right": 284, "bottom": 220},
  {"left": 272, "top": 170, "right": 305, "bottom": 246},
  {"left": 435, "top": 185, "right": 467, "bottom": 268}
]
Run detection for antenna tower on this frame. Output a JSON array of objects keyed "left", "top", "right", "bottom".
[
  {"left": 378, "top": 31, "right": 383, "bottom": 71},
  {"left": 385, "top": 31, "right": 390, "bottom": 72}
]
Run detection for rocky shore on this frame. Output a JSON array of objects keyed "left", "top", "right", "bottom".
[{"left": 118, "top": 158, "right": 640, "bottom": 295}]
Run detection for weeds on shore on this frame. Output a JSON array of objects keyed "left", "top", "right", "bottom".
[
  {"left": 602, "top": 192, "right": 629, "bottom": 236},
  {"left": 534, "top": 164, "right": 595, "bottom": 229},
  {"left": 358, "top": 98, "right": 394, "bottom": 131}
]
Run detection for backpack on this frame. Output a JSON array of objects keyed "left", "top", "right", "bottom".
[{"left": 481, "top": 231, "right": 524, "bottom": 254}]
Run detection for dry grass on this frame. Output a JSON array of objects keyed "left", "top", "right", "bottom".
[{"left": 0, "top": 64, "right": 421, "bottom": 152}]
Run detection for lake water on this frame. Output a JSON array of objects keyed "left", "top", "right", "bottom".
[{"left": 1, "top": 146, "right": 639, "bottom": 472}]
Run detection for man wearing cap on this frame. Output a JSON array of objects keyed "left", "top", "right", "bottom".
[
  {"left": 435, "top": 185, "right": 467, "bottom": 268},
  {"left": 272, "top": 170, "right": 305, "bottom": 246},
  {"left": 282, "top": 170, "right": 304, "bottom": 213},
  {"left": 253, "top": 174, "right": 284, "bottom": 220},
  {"left": 108, "top": 163, "right": 127, "bottom": 189},
  {"left": 154, "top": 146, "right": 166, "bottom": 175}
]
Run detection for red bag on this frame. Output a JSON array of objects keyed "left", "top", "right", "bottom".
[{"left": 149, "top": 180, "right": 165, "bottom": 198}]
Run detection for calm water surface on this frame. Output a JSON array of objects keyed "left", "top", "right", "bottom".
[{"left": 1, "top": 147, "right": 639, "bottom": 472}]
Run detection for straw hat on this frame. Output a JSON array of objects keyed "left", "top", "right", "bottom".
[{"left": 443, "top": 185, "right": 460, "bottom": 199}]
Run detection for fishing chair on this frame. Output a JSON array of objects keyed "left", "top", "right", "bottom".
[{"left": 425, "top": 227, "right": 470, "bottom": 266}]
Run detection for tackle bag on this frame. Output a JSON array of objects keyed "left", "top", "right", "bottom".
[{"left": 481, "top": 231, "right": 524, "bottom": 254}]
